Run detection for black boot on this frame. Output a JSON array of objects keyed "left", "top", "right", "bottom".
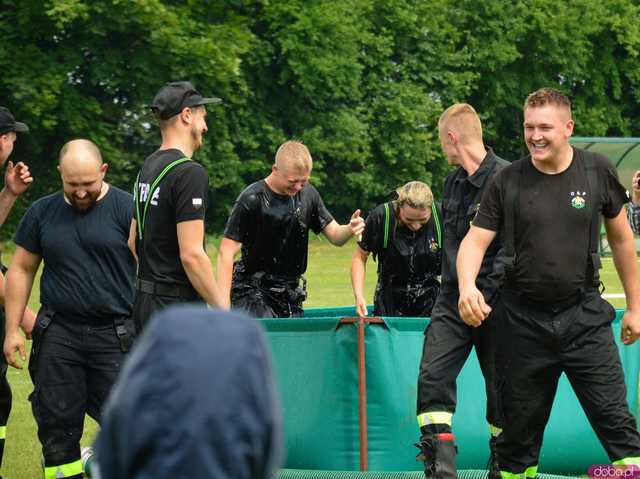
[
  {"left": 415, "top": 432, "right": 458, "bottom": 479},
  {"left": 487, "top": 436, "right": 500, "bottom": 479}
]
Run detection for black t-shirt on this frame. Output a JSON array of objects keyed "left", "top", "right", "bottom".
[
  {"left": 135, "top": 148, "right": 208, "bottom": 285},
  {"left": 359, "top": 202, "right": 441, "bottom": 285},
  {"left": 15, "top": 187, "right": 136, "bottom": 321},
  {"left": 474, "top": 148, "right": 628, "bottom": 302},
  {"left": 440, "top": 149, "right": 509, "bottom": 294},
  {"left": 224, "top": 180, "right": 333, "bottom": 278}
]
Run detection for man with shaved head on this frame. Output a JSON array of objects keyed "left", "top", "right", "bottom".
[
  {"left": 415, "top": 104, "right": 508, "bottom": 479},
  {"left": 218, "top": 140, "right": 365, "bottom": 317},
  {"left": 3, "top": 139, "right": 136, "bottom": 479}
]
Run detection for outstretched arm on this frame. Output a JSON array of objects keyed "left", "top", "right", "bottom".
[
  {"left": 351, "top": 245, "right": 370, "bottom": 317},
  {"left": 456, "top": 225, "right": 497, "bottom": 327},
  {"left": 322, "top": 210, "right": 365, "bottom": 246},
  {"left": 217, "top": 237, "right": 243, "bottom": 310}
]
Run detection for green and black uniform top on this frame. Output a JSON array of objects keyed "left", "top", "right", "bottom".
[
  {"left": 358, "top": 201, "right": 441, "bottom": 317},
  {"left": 14, "top": 187, "right": 136, "bottom": 322},
  {"left": 440, "top": 149, "right": 509, "bottom": 297},
  {"left": 134, "top": 148, "right": 208, "bottom": 286},
  {"left": 359, "top": 201, "right": 442, "bottom": 286},
  {"left": 223, "top": 180, "right": 333, "bottom": 279},
  {"left": 474, "top": 147, "right": 628, "bottom": 303}
]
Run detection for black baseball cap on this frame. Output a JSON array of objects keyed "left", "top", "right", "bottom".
[
  {"left": 0, "top": 107, "right": 29, "bottom": 135},
  {"left": 150, "top": 81, "right": 222, "bottom": 120}
]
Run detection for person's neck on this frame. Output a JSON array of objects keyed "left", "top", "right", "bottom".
[
  {"left": 459, "top": 142, "right": 487, "bottom": 177},
  {"left": 531, "top": 145, "right": 573, "bottom": 174},
  {"left": 264, "top": 174, "right": 286, "bottom": 195},
  {"left": 159, "top": 132, "right": 194, "bottom": 158}
]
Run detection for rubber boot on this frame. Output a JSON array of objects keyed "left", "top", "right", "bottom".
[
  {"left": 415, "top": 432, "right": 458, "bottom": 479},
  {"left": 487, "top": 436, "right": 500, "bottom": 479}
]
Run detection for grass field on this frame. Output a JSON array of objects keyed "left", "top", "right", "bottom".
[{"left": 2, "top": 237, "right": 630, "bottom": 478}]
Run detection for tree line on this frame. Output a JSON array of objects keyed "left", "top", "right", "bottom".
[{"left": 1, "top": 0, "right": 639, "bottom": 237}]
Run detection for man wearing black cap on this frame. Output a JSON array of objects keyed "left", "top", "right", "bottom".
[
  {"left": 129, "top": 81, "right": 226, "bottom": 331},
  {"left": 0, "top": 106, "right": 36, "bottom": 478}
]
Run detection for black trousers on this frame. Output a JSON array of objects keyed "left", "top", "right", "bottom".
[
  {"left": 0, "top": 309, "right": 9, "bottom": 472},
  {"left": 30, "top": 315, "right": 124, "bottom": 473},
  {"left": 373, "top": 280, "right": 439, "bottom": 317},
  {"left": 416, "top": 291, "right": 501, "bottom": 431},
  {"left": 132, "top": 290, "right": 203, "bottom": 332},
  {"left": 495, "top": 291, "right": 640, "bottom": 473},
  {"left": 231, "top": 278, "right": 304, "bottom": 318}
]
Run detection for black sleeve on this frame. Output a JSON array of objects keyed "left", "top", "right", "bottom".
[
  {"left": 358, "top": 205, "right": 384, "bottom": 254},
  {"left": 599, "top": 156, "right": 629, "bottom": 218},
  {"left": 308, "top": 186, "right": 334, "bottom": 234},
  {"left": 14, "top": 203, "right": 42, "bottom": 254},
  {"left": 472, "top": 172, "right": 503, "bottom": 232},
  {"left": 223, "top": 189, "right": 256, "bottom": 243},
  {"left": 172, "top": 163, "right": 208, "bottom": 223}
]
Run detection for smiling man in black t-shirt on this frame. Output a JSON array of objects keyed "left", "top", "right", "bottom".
[
  {"left": 3, "top": 139, "right": 136, "bottom": 479},
  {"left": 458, "top": 88, "right": 640, "bottom": 477},
  {"left": 130, "top": 81, "right": 227, "bottom": 331},
  {"left": 217, "top": 140, "right": 365, "bottom": 318}
]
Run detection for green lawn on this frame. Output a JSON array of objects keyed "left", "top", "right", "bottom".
[{"left": 2, "top": 239, "right": 630, "bottom": 478}]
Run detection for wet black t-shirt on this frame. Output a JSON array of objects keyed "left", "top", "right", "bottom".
[
  {"left": 14, "top": 187, "right": 136, "bottom": 321},
  {"left": 474, "top": 148, "right": 627, "bottom": 302},
  {"left": 359, "top": 202, "right": 441, "bottom": 284},
  {"left": 224, "top": 180, "right": 333, "bottom": 278},
  {"left": 135, "top": 148, "right": 208, "bottom": 285}
]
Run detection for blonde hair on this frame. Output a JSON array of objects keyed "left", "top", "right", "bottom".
[
  {"left": 438, "top": 103, "right": 483, "bottom": 144},
  {"left": 395, "top": 181, "right": 433, "bottom": 210},
  {"left": 275, "top": 140, "right": 312, "bottom": 172}
]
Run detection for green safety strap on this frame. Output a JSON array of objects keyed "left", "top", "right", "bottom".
[
  {"left": 134, "top": 157, "right": 192, "bottom": 240},
  {"left": 383, "top": 202, "right": 391, "bottom": 249},
  {"left": 44, "top": 459, "right": 83, "bottom": 479},
  {"left": 431, "top": 202, "right": 441, "bottom": 248}
]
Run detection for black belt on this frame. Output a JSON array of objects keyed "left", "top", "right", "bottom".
[{"left": 136, "top": 279, "right": 199, "bottom": 299}]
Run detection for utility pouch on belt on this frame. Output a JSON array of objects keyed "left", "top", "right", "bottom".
[
  {"left": 114, "top": 318, "right": 136, "bottom": 353},
  {"left": 28, "top": 305, "right": 55, "bottom": 384},
  {"left": 288, "top": 276, "right": 308, "bottom": 304}
]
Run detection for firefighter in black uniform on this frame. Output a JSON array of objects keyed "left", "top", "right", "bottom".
[
  {"left": 3, "top": 139, "right": 136, "bottom": 479},
  {"left": 0, "top": 107, "right": 36, "bottom": 479},
  {"left": 129, "top": 81, "right": 227, "bottom": 330},
  {"left": 351, "top": 181, "right": 441, "bottom": 317},
  {"left": 458, "top": 88, "right": 640, "bottom": 477},
  {"left": 217, "top": 140, "right": 365, "bottom": 317},
  {"left": 415, "top": 104, "right": 508, "bottom": 479}
]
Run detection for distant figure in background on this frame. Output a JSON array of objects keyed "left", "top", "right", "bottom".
[
  {"left": 93, "top": 305, "right": 282, "bottom": 479},
  {"left": 627, "top": 170, "right": 640, "bottom": 234},
  {"left": 217, "top": 140, "right": 365, "bottom": 318},
  {"left": 351, "top": 181, "right": 441, "bottom": 317}
]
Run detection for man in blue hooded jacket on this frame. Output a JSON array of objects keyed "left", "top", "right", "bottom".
[{"left": 93, "top": 305, "right": 282, "bottom": 479}]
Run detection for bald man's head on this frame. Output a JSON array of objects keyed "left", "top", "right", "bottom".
[{"left": 57, "top": 139, "right": 108, "bottom": 212}]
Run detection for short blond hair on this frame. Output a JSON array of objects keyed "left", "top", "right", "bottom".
[
  {"left": 395, "top": 181, "right": 433, "bottom": 210},
  {"left": 275, "top": 140, "right": 312, "bottom": 172},
  {"left": 438, "top": 103, "right": 483, "bottom": 144}
]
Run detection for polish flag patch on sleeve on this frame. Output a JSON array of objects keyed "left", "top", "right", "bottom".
[{"left": 192, "top": 198, "right": 203, "bottom": 208}]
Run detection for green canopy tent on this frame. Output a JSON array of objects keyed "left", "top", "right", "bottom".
[{"left": 570, "top": 137, "right": 640, "bottom": 254}]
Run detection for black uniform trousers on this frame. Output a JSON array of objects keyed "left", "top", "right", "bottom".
[
  {"left": 495, "top": 290, "right": 640, "bottom": 474},
  {"left": 231, "top": 274, "right": 305, "bottom": 318},
  {"left": 132, "top": 283, "right": 203, "bottom": 332},
  {"left": 30, "top": 314, "right": 124, "bottom": 476},
  {"left": 373, "top": 279, "right": 439, "bottom": 318},
  {"left": 417, "top": 291, "right": 501, "bottom": 430},
  {"left": 0, "top": 309, "right": 9, "bottom": 473}
]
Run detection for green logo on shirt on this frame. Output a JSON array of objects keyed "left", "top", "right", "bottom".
[{"left": 571, "top": 196, "right": 586, "bottom": 209}]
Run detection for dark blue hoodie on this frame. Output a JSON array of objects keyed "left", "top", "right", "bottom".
[{"left": 93, "top": 305, "right": 282, "bottom": 479}]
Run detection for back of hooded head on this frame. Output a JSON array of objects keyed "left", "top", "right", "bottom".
[{"left": 93, "top": 306, "right": 282, "bottom": 479}]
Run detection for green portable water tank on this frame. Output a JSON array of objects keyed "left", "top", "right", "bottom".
[{"left": 261, "top": 308, "right": 639, "bottom": 475}]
